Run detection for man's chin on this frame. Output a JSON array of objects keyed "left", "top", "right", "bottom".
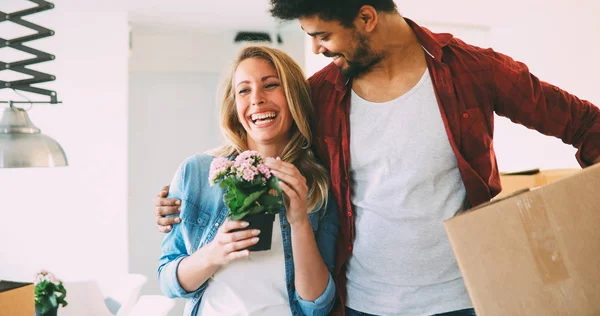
[{"left": 341, "top": 65, "right": 368, "bottom": 78}]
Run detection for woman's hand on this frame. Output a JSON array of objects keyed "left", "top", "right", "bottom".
[
  {"left": 265, "top": 157, "right": 309, "bottom": 226},
  {"left": 207, "top": 220, "right": 261, "bottom": 266}
]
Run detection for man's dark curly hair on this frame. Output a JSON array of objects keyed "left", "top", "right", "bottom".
[{"left": 269, "top": 0, "right": 397, "bottom": 28}]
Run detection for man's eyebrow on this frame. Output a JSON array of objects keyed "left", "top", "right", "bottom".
[
  {"left": 301, "top": 27, "right": 326, "bottom": 37},
  {"left": 306, "top": 31, "right": 326, "bottom": 37}
]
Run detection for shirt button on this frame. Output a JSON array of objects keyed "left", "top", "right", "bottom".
[
  {"left": 214, "top": 222, "right": 219, "bottom": 227},
  {"left": 194, "top": 292, "right": 200, "bottom": 298},
  {"left": 347, "top": 211, "right": 352, "bottom": 217},
  {"left": 553, "top": 86, "right": 560, "bottom": 91},
  {"left": 462, "top": 113, "right": 469, "bottom": 119},
  {"left": 286, "top": 255, "right": 291, "bottom": 260},
  {"left": 281, "top": 224, "right": 287, "bottom": 229},
  {"left": 348, "top": 245, "right": 353, "bottom": 251}
]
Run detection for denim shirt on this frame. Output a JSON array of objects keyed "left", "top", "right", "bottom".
[{"left": 158, "top": 154, "right": 339, "bottom": 316}]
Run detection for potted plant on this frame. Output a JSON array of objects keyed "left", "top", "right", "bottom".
[
  {"left": 209, "top": 150, "right": 283, "bottom": 251},
  {"left": 34, "top": 270, "right": 68, "bottom": 316}
]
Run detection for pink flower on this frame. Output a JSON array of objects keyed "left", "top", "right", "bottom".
[
  {"left": 257, "top": 164, "right": 272, "bottom": 179},
  {"left": 34, "top": 270, "right": 59, "bottom": 285},
  {"left": 209, "top": 157, "right": 234, "bottom": 185},
  {"left": 47, "top": 273, "right": 57, "bottom": 283},
  {"left": 209, "top": 151, "right": 273, "bottom": 185}
]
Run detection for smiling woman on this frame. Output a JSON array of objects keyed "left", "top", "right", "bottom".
[
  {"left": 233, "top": 57, "right": 294, "bottom": 155},
  {"left": 157, "top": 46, "right": 339, "bottom": 316}
]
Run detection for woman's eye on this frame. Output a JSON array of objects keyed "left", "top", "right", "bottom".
[
  {"left": 265, "top": 83, "right": 280, "bottom": 89},
  {"left": 238, "top": 88, "right": 249, "bottom": 95}
]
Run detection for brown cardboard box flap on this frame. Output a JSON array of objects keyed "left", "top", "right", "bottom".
[
  {"left": 497, "top": 168, "right": 580, "bottom": 199},
  {"left": 0, "top": 281, "right": 31, "bottom": 292},
  {"left": 444, "top": 164, "right": 600, "bottom": 316}
]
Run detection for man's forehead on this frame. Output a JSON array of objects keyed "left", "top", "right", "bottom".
[{"left": 299, "top": 16, "right": 335, "bottom": 33}]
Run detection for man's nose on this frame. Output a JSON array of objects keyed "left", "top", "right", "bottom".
[{"left": 311, "top": 37, "right": 326, "bottom": 55}]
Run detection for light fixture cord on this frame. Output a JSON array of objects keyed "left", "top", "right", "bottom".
[{"left": 11, "top": 89, "right": 34, "bottom": 111}]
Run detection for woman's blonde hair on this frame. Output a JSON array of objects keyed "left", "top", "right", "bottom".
[{"left": 209, "top": 45, "right": 329, "bottom": 212}]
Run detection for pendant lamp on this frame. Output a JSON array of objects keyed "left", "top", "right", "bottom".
[{"left": 0, "top": 0, "right": 66, "bottom": 168}]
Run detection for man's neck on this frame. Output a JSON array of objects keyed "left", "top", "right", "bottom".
[
  {"left": 351, "top": 14, "right": 427, "bottom": 102},
  {"left": 357, "top": 14, "right": 424, "bottom": 82}
]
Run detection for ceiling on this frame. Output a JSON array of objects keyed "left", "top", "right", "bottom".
[
  {"left": 126, "top": 0, "right": 501, "bottom": 33},
  {"left": 127, "top": 0, "right": 595, "bottom": 32},
  {"left": 128, "top": 0, "right": 287, "bottom": 32}
]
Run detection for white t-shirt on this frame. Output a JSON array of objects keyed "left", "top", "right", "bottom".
[
  {"left": 197, "top": 214, "right": 291, "bottom": 316},
  {"left": 345, "top": 70, "right": 472, "bottom": 315}
]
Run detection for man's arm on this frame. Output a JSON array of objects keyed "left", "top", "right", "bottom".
[
  {"left": 154, "top": 185, "right": 181, "bottom": 233},
  {"left": 489, "top": 50, "right": 600, "bottom": 167}
]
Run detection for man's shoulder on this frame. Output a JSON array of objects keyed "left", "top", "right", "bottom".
[
  {"left": 444, "top": 36, "right": 499, "bottom": 66},
  {"left": 308, "top": 62, "right": 340, "bottom": 89}
]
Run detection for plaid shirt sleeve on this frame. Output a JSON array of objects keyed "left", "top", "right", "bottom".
[{"left": 489, "top": 50, "right": 600, "bottom": 166}]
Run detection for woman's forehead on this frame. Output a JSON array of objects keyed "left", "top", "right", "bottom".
[{"left": 234, "top": 58, "right": 279, "bottom": 83}]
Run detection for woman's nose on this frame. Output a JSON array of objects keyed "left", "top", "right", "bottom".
[{"left": 251, "top": 90, "right": 266, "bottom": 106}]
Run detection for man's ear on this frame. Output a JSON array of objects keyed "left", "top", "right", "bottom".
[{"left": 354, "top": 5, "right": 378, "bottom": 33}]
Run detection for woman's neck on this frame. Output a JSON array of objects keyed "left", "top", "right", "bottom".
[{"left": 246, "top": 141, "right": 286, "bottom": 159}]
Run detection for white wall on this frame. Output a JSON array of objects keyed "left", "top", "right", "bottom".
[
  {"left": 128, "top": 26, "right": 306, "bottom": 315},
  {"left": 128, "top": 71, "right": 222, "bottom": 315},
  {"left": 0, "top": 0, "right": 129, "bottom": 288},
  {"left": 129, "top": 26, "right": 306, "bottom": 74},
  {"left": 490, "top": 6, "right": 600, "bottom": 171}
]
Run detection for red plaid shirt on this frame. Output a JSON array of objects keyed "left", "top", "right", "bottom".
[{"left": 308, "top": 18, "right": 600, "bottom": 315}]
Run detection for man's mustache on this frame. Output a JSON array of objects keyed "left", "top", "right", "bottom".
[{"left": 322, "top": 52, "right": 342, "bottom": 58}]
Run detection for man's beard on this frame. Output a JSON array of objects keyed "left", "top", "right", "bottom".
[{"left": 329, "top": 32, "right": 385, "bottom": 78}]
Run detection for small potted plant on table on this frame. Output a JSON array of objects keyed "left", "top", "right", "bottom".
[{"left": 34, "top": 270, "right": 68, "bottom": 316}]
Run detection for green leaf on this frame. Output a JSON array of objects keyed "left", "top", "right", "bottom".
[
  {"left": 258, "top": 193, "right": 282, "bottom": 205},
  {"left": 267, "top": 176, "right": 282, "bottom": 193},
  {"left": 219, "top": 177, "right": 235, "bottom": 189},
  {"left": 240, "top": 189, "right": 266, "bottom": 212},
  {"left": 223, "top": 187, "right": 247, "bottom": 212},
  {"left": 49, "top": 294, "right": 57, "bottom": 308},
  {"left": 229, "top": 209, "right": 251, "bottom": 220},
  {"left": 247, "top": 205, "right": 265, "bottom": 215},
  {"left": 36, "top": 297, "right": 53, "bottom": 314}
]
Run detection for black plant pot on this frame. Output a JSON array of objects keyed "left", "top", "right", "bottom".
[
  {"left": 36, "top": 306, "right": 58, "bottom": 316},
  {"left": 233, "top": 213, "right": 275, "bottom": 251}
]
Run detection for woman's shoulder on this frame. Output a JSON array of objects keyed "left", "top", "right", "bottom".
[
  {"left": 174, "top": 154, "right": 220, "bottom": 186},
  {"left": 180, "top": 153, "right": 216, "bottom": 167}
]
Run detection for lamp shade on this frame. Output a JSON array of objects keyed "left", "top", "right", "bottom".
[{"left": 0, "top": 107, "right": 68, "bottom": 168}]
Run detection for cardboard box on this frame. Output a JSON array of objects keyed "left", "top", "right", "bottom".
[
  {"left": 444, "top": 163, "right": 600, "bottom": 316},
  {"left": 0, "top": 281, "right": 35, "bottom": 316},
  {"left": 497, "top": 168, "right": 580, "bottom": 199}
]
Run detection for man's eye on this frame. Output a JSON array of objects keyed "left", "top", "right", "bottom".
[{"left": 320, "top": 35, "right": 330, "bottom": 41}]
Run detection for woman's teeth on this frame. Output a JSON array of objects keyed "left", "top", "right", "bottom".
[{"left": 251, "top": 112, "right": 277, "bottom": 124}]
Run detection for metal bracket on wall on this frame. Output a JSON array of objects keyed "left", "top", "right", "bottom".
[{"left": 0, "top": 0, "right": 58, "bottom": 104}]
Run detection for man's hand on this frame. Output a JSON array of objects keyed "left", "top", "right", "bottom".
[{"left": 154, "top": 185, "right": 182, "bottom": 233}]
